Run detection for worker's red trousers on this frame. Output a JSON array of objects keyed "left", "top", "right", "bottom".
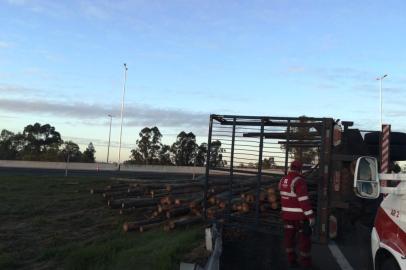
[{"left": 283, "top": 220, "right": 312, "bottom": 268}]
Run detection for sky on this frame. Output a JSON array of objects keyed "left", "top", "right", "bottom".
[{"left": 1, "top": 0, "right": 406, "bottom": 162}]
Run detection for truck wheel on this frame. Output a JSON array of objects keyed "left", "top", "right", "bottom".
[{"left": 380, "top": 257, "right": 400, "bottom": 270}]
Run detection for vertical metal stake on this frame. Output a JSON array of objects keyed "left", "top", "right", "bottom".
[
  {"left": 284, "top": 120, "right": 291, "bottom": 175},
  {"left": 255, "top": 119, "right": 265, "bottom": 224},
  {"left": 228, "top": 117, "right": 236, "bottom": 218},
  {"left": 204, "top": 115, "right": 214, "bottom": 220}
]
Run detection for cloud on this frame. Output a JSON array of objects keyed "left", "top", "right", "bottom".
[
  {"left": 6, "top": 0, "right": 29, "bottom": 5},
  {"left": 0, "top": 98, "right": 209, "bottom": 129},
  {"left": 79, "top": 1, "right": 111, "bottom": 20},
  {"left": 0, "top": 41, "right": 12, "bottom": 48},
  {"left": 0, "top": 84, "right": 40, "bottom": 94},
  {"left": 282, "top": 65, "right": 376, "bottom": 83},
  {"left": 5, "top": 0, "right": 71, "bottom": 17},
  {"left": 285, "top": 66, "right": 306, "bottom": 73}
]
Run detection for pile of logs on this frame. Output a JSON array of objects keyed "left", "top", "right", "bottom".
[
  {"left": 205, "top": 178, "right": 283, "bottom": 223},
  {"left": 91, "top": 174, "right": 318, "bottom": 233},
  {"left": 91, "top": 178, "right": 206, "bottom": 233}
]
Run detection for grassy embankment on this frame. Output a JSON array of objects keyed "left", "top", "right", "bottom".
[{"left": 0, "top": 174, "right": 204, "bottom": 270}]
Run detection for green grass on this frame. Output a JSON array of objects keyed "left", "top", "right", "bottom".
[{"left": 0, "top": 174, "right": 204, "bottom": 269}]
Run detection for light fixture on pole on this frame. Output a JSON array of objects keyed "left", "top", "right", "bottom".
[
  {"left": 107, "top": 114, "right": 113, "bottom": 163},
  {"left": 376, "top": 74, "right": 388, "bottom": 128},
  {"left": 118, "top": 63, "right": 128, "bottom": 169}
]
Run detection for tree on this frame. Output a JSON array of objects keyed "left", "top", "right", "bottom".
[
  {"left": 60, "top": 141, "right": 82, "bottom": 162},
  {"left": 82, "top": 142, "right": 96, "bottom": 163},
  {"left": 195, "top": 143, "right": 208, "bottom": 166},
  {"left": 18, "top": 123, "right": 63, "bottom": 160},
  {"left": 0, "top": 129, "right": 17, "bottom": 160},
  {"left": 171, "top": 132, "right": 198, "bottom": 166},
  {"left": 158, "top": 144, "right": 173, "bottom": 165},
  {"left": 281, "top": 116, "right": 317, "bottom": 164},
  {"left": 262, "top": 157, "right": 276, "bottom": 169},
  {"left": 129, "top": 127, "right": 162, "bottom": 165},
  {"left": 209, "top": 140, "right": 226, "bottom": 167}
]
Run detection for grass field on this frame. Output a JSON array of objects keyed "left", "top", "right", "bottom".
[{"left": 0, "top": 174, "right": 205, "bottom": 270}]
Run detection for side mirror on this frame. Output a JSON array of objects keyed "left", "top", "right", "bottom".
[{"left": 353, "top": 156, "right": 380, "bottom": 199}]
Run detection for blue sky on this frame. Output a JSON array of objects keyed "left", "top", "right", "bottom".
[{"left": 1, "top": 0, "right": 406, "bottom": 162}]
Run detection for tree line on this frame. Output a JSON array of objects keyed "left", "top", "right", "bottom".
[
  {"left": 0, "top": 123, "right": 96, "bottom": 162},
  {"left": 0, "top": 124, "right": 225, "bottom": 166},
  {"left": 125, "top": 127, "right": 225, "bottom": 167}
]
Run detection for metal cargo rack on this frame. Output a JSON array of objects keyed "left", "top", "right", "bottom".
[{"left": 204, "top": 114, "right": 334, "bottom": 244}]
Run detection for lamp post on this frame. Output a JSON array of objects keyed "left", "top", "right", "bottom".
[
  {"left": 118, "top": 63, "right": 128, "bottom": 169},
  {"left": 107, "top": 114, "right": 113, "bottom": 163},
  {"left": 376, "top": 74, "right": 388, "bottom": 128}
]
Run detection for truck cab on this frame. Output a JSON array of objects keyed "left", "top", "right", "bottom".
[{"left": 354, "top": 156, "right": 406, "bottom": 270}]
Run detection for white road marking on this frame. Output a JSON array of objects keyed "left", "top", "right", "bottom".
[{"left": 328, "top": 241, "right": 354, "bottom": 270}]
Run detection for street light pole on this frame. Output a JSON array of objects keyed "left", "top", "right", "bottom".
[
  {"left": 118, "top": 63, "right": 128, "bottom": 169},
  {"left": 377, "top": 74, "right": 388, "bottom": 128},
  {"left": 107, "top": 114, "right": 113, "bottom": 163}
]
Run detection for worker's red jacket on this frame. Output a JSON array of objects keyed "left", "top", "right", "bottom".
[{"left": 279, "top": 171, "right": 314, "bottom": 221}]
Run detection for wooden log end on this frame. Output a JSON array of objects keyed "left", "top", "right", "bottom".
[
  {"left": 123, "top": 222, "right": 129, "bottom": 232},
  {"left": 164, "top": 224, "right": 171, "bottom": 232}
]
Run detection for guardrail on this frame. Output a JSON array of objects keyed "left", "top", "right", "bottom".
[{"left": 0, "top": 160, "right": 206, "bottom": 174}]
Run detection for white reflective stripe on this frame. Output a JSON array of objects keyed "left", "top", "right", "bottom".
[
  {"left": 304, "top": 210, "right": 314, "bottom": 216},
  {"left": 284, "top": 225, "right": 294, "bottom": 229},
  {"left": 299, "top": 251, "right": 311, "bottom": 258},
  {"left": 282, "top": 207, "right": 303, "bottom": 213},
  {"left": 290, "top": 176, "right": 302, "bottom": 192},
  {"left": 280, "top": 191, "right": 297, "bottom": 197},
  {"left": 298, "top": 196, "right": 309, "bottom": 201}
]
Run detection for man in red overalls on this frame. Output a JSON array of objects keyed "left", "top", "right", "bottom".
[{"left": 279, "top": 160, "right": 315, "bottom": 269}]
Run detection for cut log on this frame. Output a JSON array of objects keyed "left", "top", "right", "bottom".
[
  {"left": 123, "top": 217, "right": 164, "bottom": 232},
  {"left": 166, "top": 206, "right": 191, "bottom": 219},
  {"left": 165, "top": 183, "right": 203, "bottom": 192},
  {"left": 169, "top": 216, "right": 203, "bottom": 229},
  {"left": 139, "top": 221, "right": 166, "bottom": 232},
  {"left": 271, "top": 202, "right": 280, "bottom": 210},
  {"left": 268, "top": 194, "right": 279, "bottom": 203},
  {"left": 121, "top": 198, "right": 159, "bottom": 209}
]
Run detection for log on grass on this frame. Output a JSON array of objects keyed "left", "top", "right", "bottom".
[
  {"left": 139, "top": 220, "right": 166, "bottom": 232},
  {"left": 166, "top": 206, "right": 191, "bottom": 219},
  {"left": 108, "top": 199, "right": 125, "bottom": 209},
  {"left": 165, "top": 183, "right": 203, "bottom": 192},
  {"left": 121, "top": 198, "right": 159, "bottom": 209},
  {"left": 123, "top": 217, "right": 164, "bottom": 232},
  {"left": 169, "top": 216, "right": 203, "bottom": 230},
  {"left": 267, "top": 193, "right": 279, "bottom": 203},
  {"left": 119, "top": 206, "right": 156, "bottom": 215}
]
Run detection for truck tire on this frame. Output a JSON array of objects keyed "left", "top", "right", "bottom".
[
  {"left": 364, "top": 132, "right": 406, "bottom": 145},
  {"left": 380, "top": 257, "right": 400, "bottom": 270}
]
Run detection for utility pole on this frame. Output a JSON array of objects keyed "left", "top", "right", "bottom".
[
  {"left": 118, "top": 63, "right": 128, "bottom": 170},
  {"left": 376, "top": 74, "right": 388, "bottom": 128},
  {"left": 107, "top": 114, "right": 113, "bottom": 163}
]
